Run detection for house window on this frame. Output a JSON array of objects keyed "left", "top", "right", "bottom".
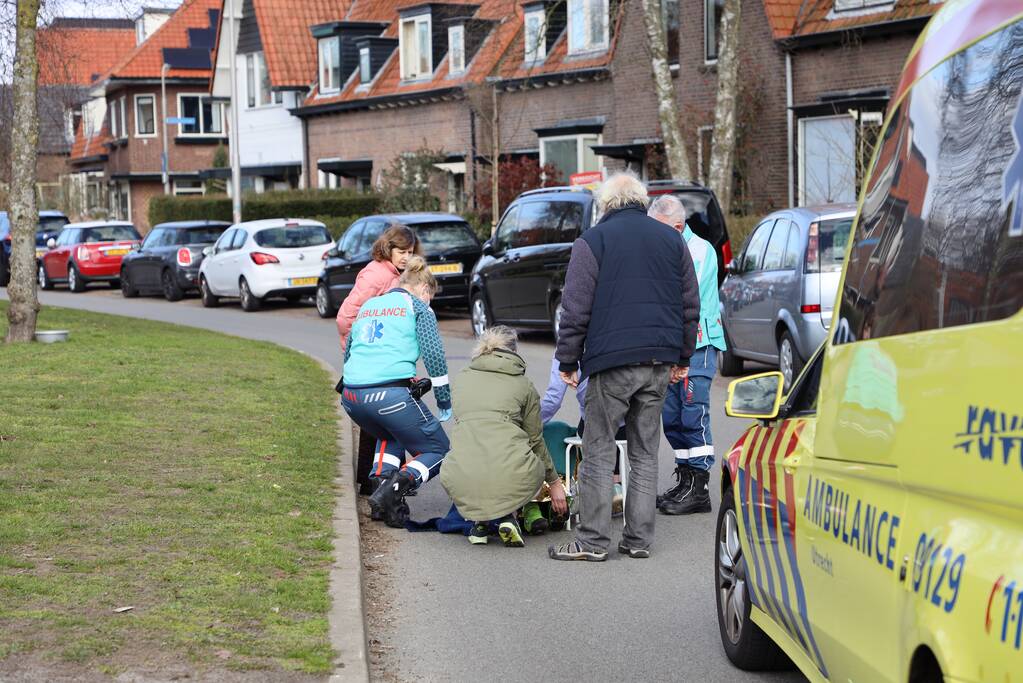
[
  {"left": 705, "top": 0, "right": 724, "bottom": 63},
  {"left": 448, "top": 25, "right": 465, "bottom": 74},
  {"left": 697, "top": 125, "right": 713, "bottom": 185},
  {"left": 798, "top": 115, "right": 857, "bottom": 205},
  {"left": 247, "top": 52, "right": 279, "bottom": 106},
  {"left": 173, "top": 179, "right": 204, "bottom": 196},
  {"left": 400, "top": 15, "right": 432, "bottom": 80},
  {"left": 524, "top": 8, "right": 546, "bottom": 63},
  {"left": 359, "top": 46, "right": 372, "bottom": 83},
  {"left": 540, "top": 134, "right": 601, "bottom": 181},
  {"left": 110, "top": 99, "right": 120, "bottom": 138},
  {"left": 178, "top": 95, "right": 224, "bottom": 136},
  {"left": 246, "top": 53, "right": 256, "bottom": 107},
  {"left": 318, "top": 36, "right": 341, "bottom": 93},
  {"left": 664, "top": 0, "right": 680, "bottom": 65},
  {"left": 111, "top": 180, "right": 130, "bottom": 221},
  {"left": 257, "top": 52, "right": 271, "bottom": 106},
  {"left": 135, "top": 18, "right": 145, "bottom": 45},
  {"left": 834, "top": 0, "right": 894, "bottom": 11},
  {"left": 134, "top": 94, "right": 156, "bottom": 137},
  {"left": 567, "top": 0, "right": 608, "bottom": 55},
  {"left": 111, "top": 96, "right": 127, "bottom": 139}
]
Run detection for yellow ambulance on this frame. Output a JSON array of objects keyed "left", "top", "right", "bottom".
[{"left": 717, "top": 1, "right": 1023, "bottom": 681}]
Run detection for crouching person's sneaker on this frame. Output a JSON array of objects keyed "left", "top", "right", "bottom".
[
  {"left": 617, "top": 541, "right": 650, "bottom": 559},
  {"left": 498, "top": 516, "right": 525, "bottom": 547},
  {"left": 548, "top": 540, "right": 607, "bottom": 562},
  {"left": 468, "top": 522, "right": 489, "bottom": 545}
]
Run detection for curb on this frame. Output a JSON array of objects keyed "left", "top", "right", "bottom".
[{"left": 313, "top": 357, "right": 370, "bottom": 683}]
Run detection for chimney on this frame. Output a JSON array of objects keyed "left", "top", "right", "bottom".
[{"left": 134, "top": 6, "right": 175, "bottom": 45}]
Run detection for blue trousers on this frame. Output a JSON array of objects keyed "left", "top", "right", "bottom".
[
  {"left": 662, "top": 347, "right": 717, "bottom": 471},
  {"left": 340, "top": 385, "right": 449, "bottom": 486}
]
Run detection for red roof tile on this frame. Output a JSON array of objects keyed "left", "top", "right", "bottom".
[
  {"left": 104, "top": 0, "right": 222, "bottom": 81},
  {"left": 38, "top": 25, "right": 137, "bottom": 86},
  {"left": 70, "top": 121, "right": 112, "bottom": 162},
  {"left": 253, "top": 0, "right": 352, "bottom": 88},
  {"left": 763, "top": 0, "right": 941, "bottom": 39}
]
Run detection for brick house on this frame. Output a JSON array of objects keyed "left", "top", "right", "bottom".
[{"left": 69, "top": 0, "right": 223, "bottom": 231}]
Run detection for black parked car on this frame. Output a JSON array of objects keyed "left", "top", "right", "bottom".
[
  {"left": 0, "top": 210, "right": 69, "bottom": 286},
  {"left": 120, "top": 220, "right": 230, "bottom": 301},
  {"left": 469, "top": 182, "right": 732, "bottom": 338},
  {"left": 316, "top": 213, "right": 481, "bottom": 318}
]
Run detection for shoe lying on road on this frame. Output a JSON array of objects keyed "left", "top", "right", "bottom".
[
  {"left": 468, "top": 522, "right": 489, "bottom": 545},
  {"left": 498, "top": 516, "right": 525, "bottom": 547},
  {"left": 548, "top": 540, "right": 607, "bottom": 562},
  {"left": 617, "top": 542, "right": 650, "bottom": 559},
  {"left": 521, "top": 502, "right": 548, "bottom": 535}
]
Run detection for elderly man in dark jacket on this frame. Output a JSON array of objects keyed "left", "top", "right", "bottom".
[{"left": 548, "top": 172, "right": 700, "bottom": 562}]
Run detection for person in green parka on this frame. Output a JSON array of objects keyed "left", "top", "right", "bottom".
[{"left": 441, "top": 326, "right": 569, "bottom": 547}]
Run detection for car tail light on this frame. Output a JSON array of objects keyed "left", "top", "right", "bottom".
[
  {"left": 77, "top": 246, "right": 91, "bottom": 261},
  {"left": 322, "top": 250, "right": 330, "bottom": 260},
  {"left": 721, "top": 240, "right": 733, "bottom": 269},
  {"left": 801, "top": 304, "right": 821, "bottom": 314},
  {"left": 805, "top": 222, "right": 819, "bottom": 273},
  {"left": 250, "top": 251, "right": 279, "bottom": 265},
  {"left": 177, "top": 248, "right": 193, "bottom": 267}
]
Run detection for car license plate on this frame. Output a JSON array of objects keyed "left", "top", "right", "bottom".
[
  {"left": 428, "top": 263, "right": 462, "bottom": 275},
  {"left": 289, "top": 277, "right": 317, "bottom": 286},
  {"left": 104, "top": 248, "right": 130, "bottom": 256},
  {"left": 35, "top": 248, "right": 46, "bottom": 258}
]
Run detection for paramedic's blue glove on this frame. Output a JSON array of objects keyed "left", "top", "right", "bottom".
[{"left": 438, "top": 408, "right": 452, "bottom": 422}]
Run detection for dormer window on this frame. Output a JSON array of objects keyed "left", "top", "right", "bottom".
[
  {"left": 834, "top": 0, "right": 894, "bottom": 11},
  {"left": 448, "top": 25, "right": 465, "bottom": 74},
  {"left": 524, "top": 7, "right": 546, "bottom": 63},
  {"left": 567, "top": 0, "right": 608, "bottom": 55},
  {"left": 318, "top": 36, "right": 341, "bottom": 93},
  {"left": 400, "top": 14, "right": 432, "bottom": 80},
  {"left": 359, "top": 47, "right": 372, "bottom": 83}
]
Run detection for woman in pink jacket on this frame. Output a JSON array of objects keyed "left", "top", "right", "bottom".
[{"left": 338, "top": 223, "right": 421, "bottom": 494}]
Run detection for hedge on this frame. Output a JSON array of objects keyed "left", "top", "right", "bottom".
[{"left": 148, "top": 190, "right": 382, "bottom": 231}]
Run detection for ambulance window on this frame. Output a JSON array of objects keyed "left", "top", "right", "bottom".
[
  {"left": 835, "top": 28, "right": 1023, "bottom": 344},
  {"left": 785, "top": 348, "right": 823, "bottom": 415}
]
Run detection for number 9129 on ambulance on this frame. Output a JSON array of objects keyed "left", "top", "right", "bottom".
[{"left": 715, "top": 1, "right": 1023, "bottom": 682}]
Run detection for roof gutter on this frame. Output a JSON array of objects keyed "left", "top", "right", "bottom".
[
  {"left": 497, "top": 67, "right": 609, "bottom": 91},
  {"left": 292, "top": 86, "right": 463, "bottom": 118},
  {"left": 779, "top": 14, "right": 932, "bottom": 49}
]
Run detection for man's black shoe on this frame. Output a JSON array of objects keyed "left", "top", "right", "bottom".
[
  {"left": 657, "top": 464, "right": 694, "bottom": 508},
  {"left": 370, "top": 469, "right": 418, "bottom": 528},
  {"left": 659, "top": 467, "right": 711, "bottom": 515}
]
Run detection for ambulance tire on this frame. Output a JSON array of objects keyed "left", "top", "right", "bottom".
[{"left": 715, "top": 492, "right": 792, "bottom": 671}]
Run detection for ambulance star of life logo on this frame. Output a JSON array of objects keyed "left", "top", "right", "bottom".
[
  {"left": 1005, "top": 91, "right": 1023, "bottom": 238},
  {"left": 360, "top": 320, "right": 384, "bottom": 344}
]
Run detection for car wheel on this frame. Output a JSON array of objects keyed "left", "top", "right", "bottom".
[
  {"left": 778, "top": 330, "right": 803, "bottom": 391},
  {"left": 719, "top": 328, "right": 744, "bottom": 377},
  {"left": 120, "top": 268, "right": 138, "bottom": 298},
  {"left": 38, "top": 262, "right": 54, "bottom": 290},
  {"left": 239, "top": 277, "right": 261, "bottom": 312},
  {"left": 551, "top": 294, "right": 563, "bottom": 341},
  {"left": 315, "top": 282, "right": 337, "bottom": 319},
  {"left": 200, "top": 275, "right": 219, "bottom": 308},
  {"left": 470, "top": 292, "right": 489, "bottom": 338},
  {"left": 162, "top": 268, "right": 184, "bottom": 302},
  {"left": 68, "top": 264, "right": 86, "bottom": 293},
  {"left": 715, "top": 492, "right": 790, "bottom": 670}
]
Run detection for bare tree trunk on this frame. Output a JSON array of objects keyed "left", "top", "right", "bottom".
[
  {"left": 6, "top": 0, "right": 43, "bottom": 344},
  {"left": 642, "top": 0, "right": 691, "bottom": 181},
  {"left": 708, "top": 0, "right": 742, "bottom": 214}
]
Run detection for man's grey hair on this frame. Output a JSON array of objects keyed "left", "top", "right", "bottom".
[
  {"left": 472, "top": 325, "right": 518, "bottom": 358},
  {"left": 597, "top": 171, "right": 648, "bottom": 213},
  {"left": 648, "top": 194, "right": 687, "bottom": 226}
]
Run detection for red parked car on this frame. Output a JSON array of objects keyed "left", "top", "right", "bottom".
[{"left": 38, "top": 221, "right": 142, "bottom": 293}]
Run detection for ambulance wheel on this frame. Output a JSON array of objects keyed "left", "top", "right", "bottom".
[{"left": 715, "top": 492, "right": 791, "bottom": 670}]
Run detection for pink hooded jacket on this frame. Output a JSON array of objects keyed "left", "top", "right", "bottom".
[{"left": 336, "top": 259, "right": 401, "bottom": 347}]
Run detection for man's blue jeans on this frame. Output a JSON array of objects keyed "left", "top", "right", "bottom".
[
  {"left": 662, "top": 346, "right": 717, "bottom": 471},
  {"left": 340, "top": 385, "right": 449, "bottom": 486}
]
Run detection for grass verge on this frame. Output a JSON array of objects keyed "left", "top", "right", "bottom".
[{"left": 0, "top": 303, "right": 338, "bottom": 676}]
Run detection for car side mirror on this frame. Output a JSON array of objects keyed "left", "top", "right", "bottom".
[
  {"left": 724, "top": 371, "right": 784, "bottom": 420},
  {"left": 202, "top": 246, "right": 213, "bottom": 257},
  {"left": 327, "top": 247, "right": 339, "bottom": 258},
  {"left": 725, "top": 259, "right": 737, "bottom": 274},
  {"left": 46, "top": 238, "right": 56, "bottom": 249},
  {"left": 481, "top": 240, "right": 494, "bottom": 256}
]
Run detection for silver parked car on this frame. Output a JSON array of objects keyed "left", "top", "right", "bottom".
[{"left": 719, "top": 203, "right": 855, "bottom": 389}]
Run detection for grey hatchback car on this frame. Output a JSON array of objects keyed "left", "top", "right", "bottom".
[{"left": 719, "top": 203, "right": 855, "bottom": 389}]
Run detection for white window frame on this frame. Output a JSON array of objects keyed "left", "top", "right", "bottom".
[
  {"left": 399, "top": 14, "right": 432, "bottom": 81},
  {"left": 246, "top": 51, "right": 281, "bottom": 108},
  {"left": 359, "top": 46, "right": 373, "bottom": 83},
  {"left": 173, "top": 179, "right": 205, "bottom": 196},
  {"left": 448, "top": 25, "right": 466, "bottom": 74},
  {"left": 135, "top": 18, "right": 145, "bottom": 45},
  {"left": 246, "top": 53, "right": 256, "bottom": 107},
  {"left": 524, "top": 8, "right": 547, "bottom": 63},
  {"left": 112, "top": 96, "right": 128, "bottom": 139},
  {"left": 834, "top": 0, "right": 895, "bottom": 12},
  {"left": 704, "top": 0, "right": 721, "bottom": 64},
  {"left": 256, "top": 51, "right": 272, "bottom": 106},
  {"left": 110, "top": 98, "right": 119, "bottom": 139},
  {"left": 176, "top": 94, "right": 225, "bottom": 137},
  {"left": 133, "top": 94, "right": 157, "bottom": 138},
  {"left": 318, "top": 36, "right": 341, "bottom": 94},
  {"left": 538, "top": 133, "right": 603, "bottom": 180},
  {"left": 567, "top": 0, "right": 609, "bottom": 55}
]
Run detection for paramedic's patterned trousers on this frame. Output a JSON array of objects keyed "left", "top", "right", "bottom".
[
  {"left": 340, "top": 385, "right": 449, "bottom": 487},
  {"left": 662, "top": 346, "right": 717, "bottom": 471}
]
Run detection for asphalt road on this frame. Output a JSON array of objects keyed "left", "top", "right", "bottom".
[{"left": 3, "top": 287, "right": 806, "bottom": 683}]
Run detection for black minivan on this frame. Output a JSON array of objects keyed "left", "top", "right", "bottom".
[
  {"left": 316, "top": 213, "right": 481, "bottom": 317},
  {"left": 469, "top": 181, "right": 731, "bottom": 338}
]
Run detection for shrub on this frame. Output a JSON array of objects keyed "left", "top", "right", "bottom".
[
  {"left": 148, "top": 190, "right": 382, "bottom": 229},
  {"left": 308, "top": 214, "right": 360, "bottom": 241},
  {"left": 727, "top": 213, "right": 760, "bottom": 252},
  {"left": 379, "top": 147, "right": 446, "bottom": 213},
  {"left": 149, "top": 195, "right": 232, "bottom": 225},
  {"left": 475, "top": 156, "right": 562, "bottom": 226}
]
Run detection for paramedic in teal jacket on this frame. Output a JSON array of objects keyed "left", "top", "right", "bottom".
[
  {"left": 648, "top": 195, "right": 727, "bottom": 516},
  {"left": 341, "top": 256, "right": 452, "bottom": 528}
]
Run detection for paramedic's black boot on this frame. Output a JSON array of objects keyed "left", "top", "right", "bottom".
[
  {"left": 660, "top": 466, "right": 711, "bottom": 515},
  {"left": 368, "top": 471, "right": 399, "bottom": 522},
  {"left": 377, "top": 470, "right": 417, "bottom": 528},
  {"left": 657, "top": 463, "right": 694, "bottom": 508}
]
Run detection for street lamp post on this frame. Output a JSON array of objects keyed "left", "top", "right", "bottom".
[
  {"left": 161, "top": 63, "right": 170, "bottom": 194},
  {"left": 226, "top": 0, "right": 242, "bottom": 223}
]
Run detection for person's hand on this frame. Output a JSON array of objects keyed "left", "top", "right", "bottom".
[
  {"left": 559, "top": 370, "right": 579, "bottom": 388},
  {"left": 669, "top": 365, "right": 689, "bottom": 384},
  {"left": 549, "top": 479, "right": 568, "bottom": 516},
  {"left": 438, "top": 408, "right": 453, "bottom": 422}
]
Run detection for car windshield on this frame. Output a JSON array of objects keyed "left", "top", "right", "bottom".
[
  {"left": 817, "top": 217, "right": 853, "bottom": 272},
  {"left": 672, "top": 191, "right": 725, "bottom": 244},
  {"left": 414, "top": 222, "right": 478, "bottom": 254},
  {"left": 254, "top": 225, "right": 331, "bottom": 248},
  {"left": 81, "top": 225, "right": 140, "bottom": 243},
  {"left": 184, "top": 227, "right": 228, "bottom": 245}
]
